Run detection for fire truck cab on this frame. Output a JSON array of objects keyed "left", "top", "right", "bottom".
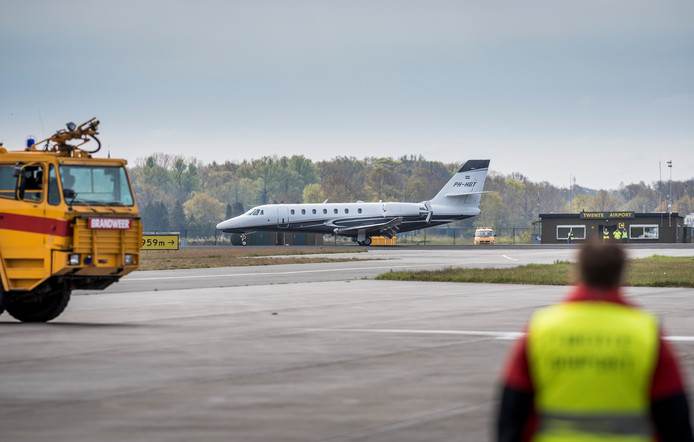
[{"left": 0, "top": 119, "right": 141, "bottom": 322}]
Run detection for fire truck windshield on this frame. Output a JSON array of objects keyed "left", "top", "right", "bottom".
[{"left": 59, "top": 165, "right": 134, "bottom": 206}]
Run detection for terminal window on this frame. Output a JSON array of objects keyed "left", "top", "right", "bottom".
[
  {"left": 556, "top": 225, "right": 586, "bottom": 240},
  {"left": 630, "top": 225, "right": 659, "bottom": 240}
]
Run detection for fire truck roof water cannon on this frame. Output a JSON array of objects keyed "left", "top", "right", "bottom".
[{"left": 0, "top": 118, "right": 142, "bottom": 322}]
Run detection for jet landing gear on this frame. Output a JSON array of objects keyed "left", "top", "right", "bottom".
[
  {"left": 240, "top": 233, "right": 248, "bottom": 246},
  {"left": 354, "top": 230, "right": 372, "bottom": 246},
  {"left": 356, "top": 237, "right": 372, "bottom": 247}
]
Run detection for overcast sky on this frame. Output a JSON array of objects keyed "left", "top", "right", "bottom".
[{"left": 1, "top": 0, "right": 692, "bottom": 189}]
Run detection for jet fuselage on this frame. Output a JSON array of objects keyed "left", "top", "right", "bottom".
[{"left": 217, "top": 201, "right": 479, "bottom": 236}]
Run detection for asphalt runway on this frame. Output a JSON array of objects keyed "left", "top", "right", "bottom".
[
  {"left": 1, "top": 247, "right": 693, "bottom": 442},
  {"left": 98, "top": 246, "right": 694, "bottom": 293}
]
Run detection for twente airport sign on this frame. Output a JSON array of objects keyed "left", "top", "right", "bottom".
[{"left": 580, "top": 211, "right": 635, "bottom": 220}]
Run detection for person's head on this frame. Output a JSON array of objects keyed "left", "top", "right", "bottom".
[{"left": 577, "top": 241, "right": 627, "bottom": 289}]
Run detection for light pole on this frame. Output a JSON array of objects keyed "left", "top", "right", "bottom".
[
  {"left": 667, "top": 160, "right": 672, "bottom": 227},
  {"left": 667, "top": 161, "right": 673, "bottom": 213},
  {"left": 659, "top": 161, "right": 662, "bottom": 211}
]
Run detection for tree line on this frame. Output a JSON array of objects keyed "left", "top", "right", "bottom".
[{"left": 129, "top": 154, "right": 694, "bottom": 235}]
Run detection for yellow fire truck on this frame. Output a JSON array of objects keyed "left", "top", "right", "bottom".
[{"left": 0, "top": 119, "right": 141, "bottom": 322}]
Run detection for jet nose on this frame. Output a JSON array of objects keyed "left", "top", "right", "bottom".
[{"left": 216, "top": 218, "right": 234, "bottom": 231}]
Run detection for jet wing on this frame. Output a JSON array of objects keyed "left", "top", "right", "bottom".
[{"left": 334, "top": 217, "right": 403, "bottom": 235}]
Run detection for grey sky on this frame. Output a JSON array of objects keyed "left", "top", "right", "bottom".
[{"left": 1, "top": 0, "right": 692, "bottom": 189}]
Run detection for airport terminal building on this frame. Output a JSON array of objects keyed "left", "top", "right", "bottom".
[{"left": 536, "top": 211, "right": 688, "bottom": 244}]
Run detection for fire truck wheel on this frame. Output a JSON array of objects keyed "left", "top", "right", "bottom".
[{"left": 5, "top": 288, "right": 71, "bottom": 323}]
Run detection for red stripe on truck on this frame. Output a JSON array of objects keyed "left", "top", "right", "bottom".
[{"left": 0, "top": 212, "right": 71, "bottom": 237}]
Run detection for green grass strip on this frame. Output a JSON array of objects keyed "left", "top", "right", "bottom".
[{"left": 376, "top": 255, "right": 694, "bottom": 288}]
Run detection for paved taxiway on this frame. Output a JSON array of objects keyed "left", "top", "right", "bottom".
[
  {"left": 100, "top": 246, "right": 694, "bottom": 293},
  {"left": 1, "top": 247, "right": 693, "bottom": 442}
]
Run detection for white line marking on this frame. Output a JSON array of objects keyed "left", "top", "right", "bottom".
[
  {"left": 303, "top": 328, "right": 694, "bottom": 343},
  {"left": 501, "top": 255, "right": 519, "bottom": 262},
  {"left": 666, "top": 336, "right": 694, "bottom": 342},
  {"left": 303, "top": 328, "right": 524, "bottom": 340},
  {"left": 127, "top": 264, "right": 444, "bottom": 281}
]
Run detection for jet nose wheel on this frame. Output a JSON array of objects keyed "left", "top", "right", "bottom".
[{"left": 240, "top": 233, "right": 248, "bottom": 246}]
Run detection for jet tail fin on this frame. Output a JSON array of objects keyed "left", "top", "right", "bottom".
[{"left": 430, "top": 160, "right": 490, "bottom": 209}]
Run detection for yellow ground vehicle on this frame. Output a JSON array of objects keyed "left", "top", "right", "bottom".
[
  {"left": 474, "top": 227, "right": 496, "bottom": 245},
  {"left": 0, "top": 119, "right": 141, "bottom": 322},
  {"left": 370, "top": 236, "right": 397, "bottom": 246}
]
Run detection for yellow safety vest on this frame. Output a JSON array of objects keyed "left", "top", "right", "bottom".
[{"left": 528, "top": 302, "right": 659, "bottom": 442}]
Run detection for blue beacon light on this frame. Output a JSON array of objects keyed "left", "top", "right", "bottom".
[{"left": 26, "top": 136, "right": 36, "bottom": 148}]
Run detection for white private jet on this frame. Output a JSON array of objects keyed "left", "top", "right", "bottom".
[{"left": 216, "top": 159, "right": 490, "bottom": 246}]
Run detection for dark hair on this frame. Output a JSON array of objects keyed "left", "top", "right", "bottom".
[{"left": 577, "top": 241, "right": 626, "bottom": 289}]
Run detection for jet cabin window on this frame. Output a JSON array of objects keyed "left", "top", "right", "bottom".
[
  {"left": 290, "top": 209, "right": 295, "bottom": 215},
  {"left": 323, "top": 209, "right": 327, "bottom": 215},
  {"left": 358, "top": 208, "right": 362, "bottom": 214},
  {"left": 345, "top": 208, "right": 349, "bottom": 214},
  {"left": 301, "top": 209, "right": 306, "bottom": 215},
  {"left": 312, "top": 209, "right": 316, "bottom": 214},
  {"left": 333, "top": 208, "right": 338, "bottom": 214}
]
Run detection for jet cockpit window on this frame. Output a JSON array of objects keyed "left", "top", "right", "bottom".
[
  {"left": 260, "top": 210, "right": 264, "bottom": 215},
  {"left": 251, "top": 209, "right": 260, "bottom": 215}
]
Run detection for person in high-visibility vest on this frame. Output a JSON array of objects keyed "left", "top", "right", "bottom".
[
  {"left": 602, "top": 227, "right": 610, "bottom": 241},
  {"left": 496, "top": 242, "right": 693, "bottom": 442},
  {"left": 613, "top": 228, "right": 622, "bottom": 240},
  {"left": 567, "top": 230, "right": 574, "bottom": 244}
]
